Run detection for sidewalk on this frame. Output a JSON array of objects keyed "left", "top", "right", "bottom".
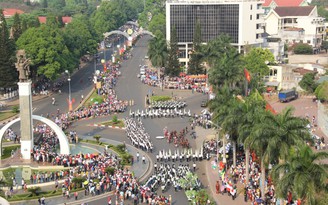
[
  {"left": 8, "top": 137, "right": 152, "bottom": 205},
  {"left": 195, "top": 126, "right": 248, "bottom": 205}
]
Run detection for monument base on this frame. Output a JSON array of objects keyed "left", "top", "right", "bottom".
[{"left": 20, "top": 140, "right": 32, "bottom": 160}]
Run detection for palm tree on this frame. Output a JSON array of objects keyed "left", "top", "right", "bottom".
[
  {"left": 238, "top": 91, "right": 266, "bottom": 185},
  {"left": 148, "top": 35, "right": 167, "bottom": 68},
  {"left": 220, "top": 98, "right": 240, "bottom": 167},
  {"left": 271, "top": 145, "right": 328, "bottom": 205},
  {"left": 208, "top": 47, "right": 243, "bottom": 92},
  {"left": 246, "top": 107, "right": 311, "bottom": 200}
]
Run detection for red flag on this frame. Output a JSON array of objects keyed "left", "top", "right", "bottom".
[
  {"left": 244, "top": 68, "right": 251, "bottom": 82},
  {"left": 266, "top": 103, "right": 276, "bottom": 114}
]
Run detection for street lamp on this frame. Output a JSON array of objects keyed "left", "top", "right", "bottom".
[
  {"left": 211, "top": 122, "right": 225, "bottom": 163},
  {"left": 101, "top": 59, "right": 106, "bottom": 72},
  {"left": 65, "top": 70, "right": 72, "bottom": 111}
]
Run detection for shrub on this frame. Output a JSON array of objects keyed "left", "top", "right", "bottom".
[
  {"left": 293, "top": 43, "right": 313, "bottom": 54},
  {"left": 150, "top": 95, "right": 172, "bottom": 102},
  {"left": 105, "top": 167, "right": 115, "bottom": 175},
  {"left": 71, "top": 177, "right": 86, "bottom": 188},
  {"left": 27, "top": 187, "right": 41, "bottom": 196},
  {"left": 11, "top": 105, "right": 19, "bottom": 113},
  {"left": 93, "top": 135, "right": 101, "bottom": 143},
  {"left": 112, "top": 115, "right": 118, "bottom": 123}
]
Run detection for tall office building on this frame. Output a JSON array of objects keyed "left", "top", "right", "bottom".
[{"left": 166, "top": 0, "right": 265, "bottom": 67}]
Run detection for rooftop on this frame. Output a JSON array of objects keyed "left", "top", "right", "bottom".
[
  {"left": 2, "top": 8, "right": 24, "bottom": 18},
  {"left": 274, "top": 6, "right": 314, "bottom": 17},
  {"left": 263, "top": 0, "right": 308, "bottom": 7},
  {"left": 38, "top": 16, "right": 72, "bottom": 24}
]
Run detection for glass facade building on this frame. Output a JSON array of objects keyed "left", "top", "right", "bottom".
[
  {"left": 166, "top": 0, "right": 265, "bottom": 67},
  {"left": 170, "top": 4, "right": 240, "bottom": 43}
]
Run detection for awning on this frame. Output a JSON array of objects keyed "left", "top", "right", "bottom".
[{"left": 265, "top": 81, "right": 280, "bottom": 87}]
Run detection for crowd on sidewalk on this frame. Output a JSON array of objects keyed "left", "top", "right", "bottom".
[{"left": 140, "top": 66, "right": 208, "bottom": 93}]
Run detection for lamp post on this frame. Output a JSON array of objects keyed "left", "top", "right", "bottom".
[
  {"left": 65, "top": 70, "right": 72, "bottom": 111},
  {"left": 101, "top": 59, "right": 106, "bottom": 72},
  {"left": 211, "top": 122, "right": 225, "bottom": 163}
]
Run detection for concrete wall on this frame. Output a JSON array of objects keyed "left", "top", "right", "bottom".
[
  {"left": 318, "top": 102, "right": 328, "bottom": 138},
  {"left": 288, "top": 54, "right": 328, "bottom": 64}
]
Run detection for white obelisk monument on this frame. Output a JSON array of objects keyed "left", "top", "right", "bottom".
[{"left": 16, "top": 50, "right": 33, "bottom": 160}]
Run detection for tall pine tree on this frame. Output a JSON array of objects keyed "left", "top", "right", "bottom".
[
  {"left": 0, "top": 10, "right": 18, "bottom": 90},
  {"left": 12, "top": 13, "right": 22, "bottom": 41},
  {"left": 166, "top": 26, "right": 180, "bottom": 77},
  {"left": 188, "top": 19, "right": 204, "bottom": 75}
]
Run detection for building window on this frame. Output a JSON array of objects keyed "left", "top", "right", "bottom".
[
  {"left": 250, "top": 15, "right": 252, "bottom": 20},
  {"left": 256, "top": 14, "right": 260, "bottom": 19},
  {"left": 307, "top": 40, "right": 311, "bottom": 44},
  {"left": 256, "top": 24, "right": 260, "bottom": 29},
  {"left": 256, "top": 34, "right": 259, "bottom": 39},
  {"left": 250, "top": 5, "right": 252, "bottom": 10},
  {"left": 170, "top": 4, "right": 240, "bottom": 44},
  {"left": 257, "top": 4, "right": 261, "bottom": 9}
]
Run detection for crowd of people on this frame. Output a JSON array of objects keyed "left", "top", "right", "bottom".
[{"left": 140, "top": 66, "right": 209, "bottom": 93}]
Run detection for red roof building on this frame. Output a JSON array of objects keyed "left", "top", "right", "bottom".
[
  {"left": 263, "top": 0, "right": 309, "bottom": 14},
  {"left": 263, "top": 0, "right": 309, "bottom": 7},
  {"left": 38, "top": 16, "right": 72, "bottom": 24},
  {"left": 2, "top": 8, "right": 24, "bottom": 18}
]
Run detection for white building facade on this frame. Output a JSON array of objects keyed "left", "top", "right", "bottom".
[
  {"left": 166, "top": 0, "right": 265, "bottom": 67},
  {"left": 265, "top": 6, "right": 326, "bottom": 49}
]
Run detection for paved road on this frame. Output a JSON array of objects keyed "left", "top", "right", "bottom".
[
  {"left": 2, "top": 36, "right": 210, "bottom": 205},
  {"left": 73, "top": 36, "right": 208, "bottom": 205}
]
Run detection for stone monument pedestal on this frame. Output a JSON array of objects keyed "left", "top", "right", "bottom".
[{"left": 18, "top": 82, "right": 33, "bottom": 160}]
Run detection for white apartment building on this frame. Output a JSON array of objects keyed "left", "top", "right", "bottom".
[
  {"left": 265, "top": 6, "right": 326, "bottom": 49},
  {"left": 165, "top": 0, "right": 266, "bottom": 67}
]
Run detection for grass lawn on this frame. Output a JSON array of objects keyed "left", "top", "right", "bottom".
[
  {"left": 0, "top": 111, "right": 17, "bottom": 122},
  {"left": 101, "top": 119, "right": 125, "bottom": 128},
  {"left": 83, "top": 89, "right": 104, "bottom": 107},
  {"left": 2, "top": 145, "right": 20, "bottom": 159}
]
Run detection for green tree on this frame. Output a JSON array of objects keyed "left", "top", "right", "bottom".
[
  {"left": 208, "top": 46, "right": 243, "bottom": 92},
  {"left": 42, "top": 0, "right": 48, "bottom": 8},
  {"left": 315, "top": 81, "right": 328, "bottom": 102},
  {"left": 271, "top": 145, "right": 328, "bottom": 205},
  {"left": 148, "top": 13, "right": 166, "bottom": 36},
  {"left": 11, "top": 13, "right": 22, "bottom": 41},
  {"left": 16, "top": 24, "right": 76, "bottom": 80},
  {"left": 294, "top": 43, "right": 313, "bottom": 54},
  {"left": 200, "top": 34, "right": 232, "bottom": 68},
  {"left": 299, "top": 73, "right": 318, "bottom": 93},
  {"left": 238, "top": 91, "right": 266, "bottom": 185},
  {"left": 188, "top": 20, "right": 204, "bottom": 75},
  {"left": 243, "top": 47, "right": 274, "bottom": 76},
  {"left": 0, "top": 10, "right": 17, "bottom": 90},
  {"left": 166, "top": 27, "right": 180, "bottom": 77},
  {"left": 63, "top": 14, "right": 98, "bottom": 58},
  {"left": 93, "top": 135, "right": 101, "bottom": 143},
  {"left": 148, "top": 31, "right": 167, "bottom": 68},
  {"left": 246, "top": 107, "right": 310, "bottom": 200},
  {"left": 321, "top": 40, "right": 328, "bottom": 53}
]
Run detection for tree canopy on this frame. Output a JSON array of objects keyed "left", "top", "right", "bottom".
[
  {"left": 299, "top": 72, "right": 318, "bottom": 93},
  {"left": 0, "top": 10, "right": 18, "bottom": 89},
  {"left": 16, "top": 24, "right": 76, "bottom": 80}
]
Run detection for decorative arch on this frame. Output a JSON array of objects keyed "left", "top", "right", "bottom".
[
  {"left": 0, "top": 115, "right": 70, "bottom": 156},
  {"left": 131, "top": 30, "right": 155, "bottom": 39},
  {"left": 125, "top": 21, "right": 139, "bottom": 27},
  {"left": 103, "top": 30, "right": 130, "bottom": 40}
]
